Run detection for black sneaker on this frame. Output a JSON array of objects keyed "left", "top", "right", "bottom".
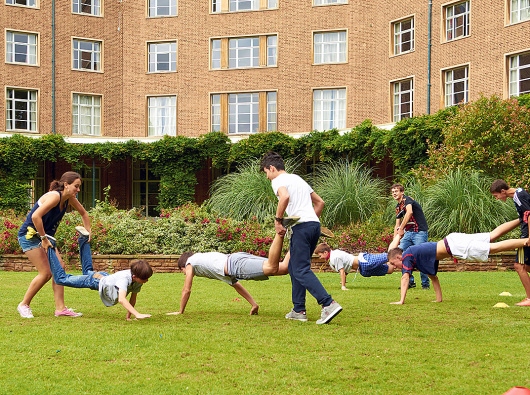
[
  {"left": 409, "top": 282, "right": 417, "bottom": 288},
  {"left": 281, "top": 216, "right": 300, "bottom": 228}
]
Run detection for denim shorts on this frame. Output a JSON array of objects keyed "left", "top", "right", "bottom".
[
  {"left": 227, "top": 252, "right": 269, "bottom": 281},
  {"left": 18, "top": 234, "right": 57, "bottom": 252},
  {"left": 18, "top": 235, "right": 42, "bottom": 253}
]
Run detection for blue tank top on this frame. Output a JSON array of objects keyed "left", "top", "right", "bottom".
[{"left": 18, "top": 191, "right": 69, "bottom": 238}]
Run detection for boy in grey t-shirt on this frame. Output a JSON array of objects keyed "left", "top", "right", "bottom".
[{"left": 47, "top": 228, "right": 153, "bottom": 320}]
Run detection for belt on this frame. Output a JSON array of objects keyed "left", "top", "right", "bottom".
[{"left": 443, "top": 237, "right": 458, "bottom": 264}]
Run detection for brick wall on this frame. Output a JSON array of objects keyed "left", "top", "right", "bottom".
[{"left": 1, "top": 253, "right": 516, "bottom": 274}]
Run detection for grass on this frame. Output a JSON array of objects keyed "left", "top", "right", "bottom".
[{"left": 1, "top": 271, "right": 530, "bottom": 394}]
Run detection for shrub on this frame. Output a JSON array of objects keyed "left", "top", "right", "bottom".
[{"left": 312, "top": 160, "right": 386, "bottom": 226}]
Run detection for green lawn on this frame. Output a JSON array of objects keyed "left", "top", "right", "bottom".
[{"left": 1, "top": 270, "right": 529, "bottom": 394}]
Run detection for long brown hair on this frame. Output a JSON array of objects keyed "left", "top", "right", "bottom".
[{"left": 49, "top": 171, "right": 81, "bottom": 192}]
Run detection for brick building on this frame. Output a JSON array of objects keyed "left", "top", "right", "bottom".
[{"left": 2, "top": 0, "right": 529, "bottom": 212}]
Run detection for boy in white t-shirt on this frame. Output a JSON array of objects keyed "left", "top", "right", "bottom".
[
  {"left": 47, "top": 228, "right": 152, "bottom": 320},
  {"left": 261, "top": 151, "right": 342, "bottom": 325}
]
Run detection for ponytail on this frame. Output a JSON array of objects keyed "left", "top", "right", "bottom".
[{"left": 49, "top": 171, "right": 81, "bottom": 191}]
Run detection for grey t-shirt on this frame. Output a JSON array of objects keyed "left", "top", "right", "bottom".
[
  {"left": 187, "top": 252, "right": 236, "bottom": 285},
  {"left": 98, "top": 269, "right": 144, "bottom": 307}
]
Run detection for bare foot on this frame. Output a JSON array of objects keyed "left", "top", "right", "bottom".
[{"left": 250, "top": 305, "right": 259, "bottom": 315}]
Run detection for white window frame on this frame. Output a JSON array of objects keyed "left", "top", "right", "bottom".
[
  {"left": 312, "top": 88, "right": 346, "bottom": 132},
  {"left": 313, "top": 0, "right": 347, "bottom": 5},
  {"left": 229, "top": 37, "right": 260, "bottom": 69},
  {"left": 6, "top": 87, "right": 38, "bottom": 132},
  {"left": 211, "top": 94, "right": 221, "bottom": 132},
  {"left": 148, "top": 0, "right": 177, "bottom": 17},
  {"left": 72, "top": 0, "right": 101, "bottom": 16},
  {"left": 6, "top": 30, "right": 38, "bottom": 66},
  {"left": 313, "top": 30, "right": 347, "bottom": 65},
  {"left": 147, "top": 41, "right": 177, "bottom": 73},
  {"left": 228, "top": 92, "right": 260, "bottom": 134},
  {"left": 211, "top": 39, "right": 222, "bottom": 69},
  {"left": 392, "top": 79, "right": 414, "bottom": 122},
  {"left": 147, "top": 95, "right": 177, "bottom": 136},
  {"left": 509, "top": 52, "right": 530, "bottom": 97},
  {"left": 72, "top": 93, "right": 102, "bottom": 136},
  {"left": 267, "top": 91, "right": 277, "bottom": 132},
  {"left": 6, "top": 0, "right": 37, "bottom": 7},
  {"left": 393, "top": 17, "right": 414, "bottom": 55},
  {"left": 211, "top": 0, "right": 276, "bottom": 13},
  {"left": 510, "top": 0, "right": 530, "bottom": 24},
  {"left": 444, "top": 66, "right": 469, "bottom": 107},
  {"left": 445, "top": 1, "right": 470, "bottom": 41},
  {"left": 72, "top": 38, "right": 102, "bottom": 72}
]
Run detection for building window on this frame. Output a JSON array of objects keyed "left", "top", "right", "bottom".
[
  {"left": 6, "top": 31, "right": 38, "bottom": 66},
  {"left": 393, "top": 18, "right": 414, "bottom": 55},
  {"left": 148, "top": 41, "right": 177, "bottom": 73},
  {"left": 78, "top": 167, "right": 101, "bottom": 209},
  {"left": 313, "top": 31, "right": 347, "bottom": 64},
  {"left": 211, "top": 94, "right": 221, "bottom": 132},
  {"left": 148, "top": 0, "right": 176, "bottom": 16},
  {"left": 6, "top": 88, "right": 37, "bottom": 132},
  {"left": 73, "top": 94, "right": 101, "bottom": 136},
  {"left": 509, "top": 52, "right": 530, "bottom": 97},
  {"left": 445, "top": 1, "right": 470, "bottom": 41},
  {"left": 212, "top": 0, "right": 276, "bottom": 13},
  {"left": 393, "top": 79, "right": 413, "bottom": 122},
  {"left": 511, "top": 0, "right": 530, "bottom": 24},
  {"left": 73, "top": 39, "right": 101, "bottom": 71},
  {"left": 73, "top": 0, "right": 101, "bottom": 16},
  {"left": 147, "top": 96, "right": 177, "bottom": 136},
  {"left": 444, "top": 66, "right": 468, "bottom": 107},
  {"left": 211, "top": 91, "right": 277, "bottom": 134},
  {"left": 267, "top": 91, "right": 277, "bottom": 131},
  {"left": 313, "top": 88, "right": 346, "bottom": 132},
  {"left": 229, "top": 92, "right": 259, "bottom": 134},
  {"left": 133, "top": 160, "right": 160, "bottom": 217},
  {"left": 211, "top": 35, "right": 277, "bottom": 69},
  {"left": 6, "top": 0, "right": 36, "bottom": 7},
  {"left": 314, "top": 0, "right": 347, "bottom": 5}
]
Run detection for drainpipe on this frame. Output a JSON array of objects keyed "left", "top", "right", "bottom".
[
  {"left": 52, "top": 0, "right": 56, "bottom": 133},
  {"left": 427, "top": 0, "right": 432, "bottom": 114},
  {"left": 93, "top": 158, "right": 96, "bottom": 208}
]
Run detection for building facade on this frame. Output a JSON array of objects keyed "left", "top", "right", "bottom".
[{"left": 2, "top": 0, "right": 529, "bottom": 211}]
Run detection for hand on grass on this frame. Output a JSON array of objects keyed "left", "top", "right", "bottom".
[
  {"left": 166, "top": 311, "right": 181, "bottom": 315},
  {"left": 390, "top": 301, "right": 404, "bottom": 305},
  {"left": 135, "top": 313, "right": 151, "bottom": 319}
]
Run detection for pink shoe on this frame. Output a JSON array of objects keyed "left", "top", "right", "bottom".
[
  {"left": 515, "top": 298, "right": 530, "bottom": 306},
  {"left": 55, "top": 308, "right": 83, "bottom": 317},
  {"left": 17, "top": 303, "right": 34, "bottom": 318}
]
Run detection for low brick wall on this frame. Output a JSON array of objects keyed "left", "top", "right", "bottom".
[{"left": 0, "top": 253, "right": 517, "bottom": 273}]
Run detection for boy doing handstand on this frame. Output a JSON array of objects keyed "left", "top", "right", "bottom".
[
  {"left": 167, "top": 232, "right": 290, "bottom": 316},
  {"left": 314, "top": 234, "right": 402, "bottom": 290},
  {"left": 387, "top": 220, "right": 530, "bottom": 305},
  {"left": 46, "top": 227, "right": 152, "bottom": 320}
]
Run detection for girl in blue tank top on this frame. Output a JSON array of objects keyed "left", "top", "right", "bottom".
[{"left": 17, "top": 171, "right": 92, "bottom": 319}]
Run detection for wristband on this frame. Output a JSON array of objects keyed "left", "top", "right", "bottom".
[
  {"left": 275, "top": 217, "right": 283, "bottom": 222},
  {"left": 40, "top": 234, "right": 47, "bottom": 241}
]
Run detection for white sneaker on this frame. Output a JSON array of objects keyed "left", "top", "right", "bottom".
[
  {"left": 316, "top": 301, "right": 342, "bottom": 324},
  {"left": 17, "top": 303, "right": 34, "bottom": 318},
  {"left": 285, "top": 309, "right": 308, "bottom": 322},
  {"left": 75, "top": 226, "right": 90, "bottom": 237}
]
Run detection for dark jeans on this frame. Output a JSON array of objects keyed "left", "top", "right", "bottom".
[
  {"left": 399, "top": 230, "right": 430, "bottom": 287},
  {"left": 288, "top": 221, "right": 333, "bottom": 312},
  {"left": 47, "top": 236, "right": 108, "bottom": 290}
]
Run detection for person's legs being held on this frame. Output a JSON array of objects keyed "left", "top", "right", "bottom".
[
  {"left": 412, "top": 231, "right": 430, "bottom": 289},
  {"left": 78, "top": 235, "right": 95, "bottom": 275},
  {"left": 489, "top": 219, "right": 520, "bottom": 242},
  {"left": 47, "top": 244, "right": 97, "bottom": 290},
  {"left": 399, "top": 232, "right": 416, "bottom": 287},
  {"left": 262, "top": 233, "right": 285, "bottom": 275}
]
